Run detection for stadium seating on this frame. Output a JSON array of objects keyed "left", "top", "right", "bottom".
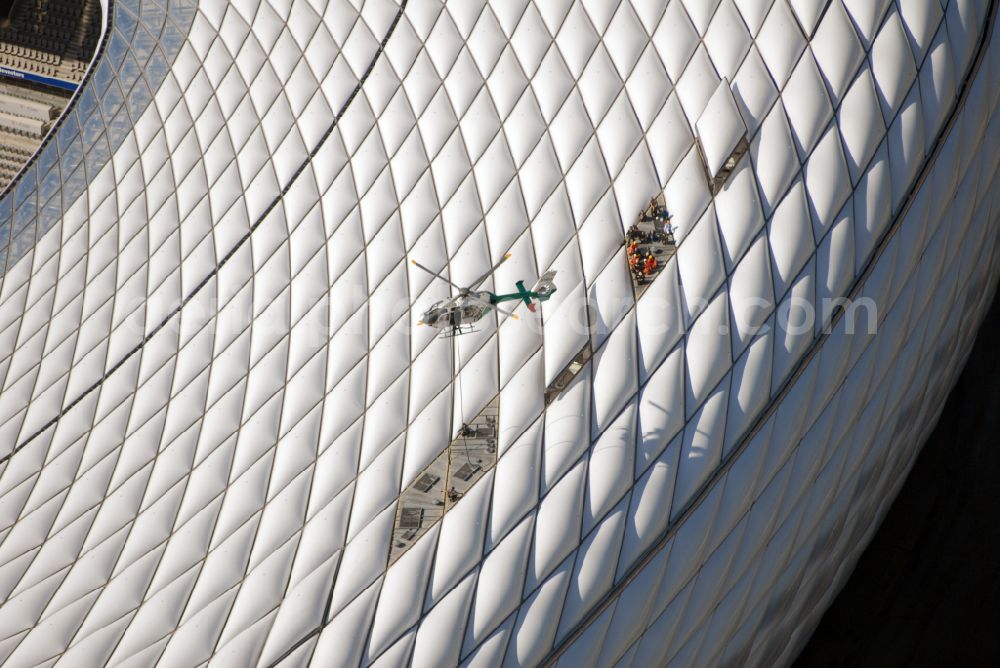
[
  {"left": 0, "top": 90, "right": 57, "bottom": 122},
  {"left": 0, "top": 0, "right": 100, "bottom": 83},
  {"left": 0, "top": 0, "right": 97, "bottom": 190},
  {"left": 0, "top": 133, "right": 34, "bottom": 182}
]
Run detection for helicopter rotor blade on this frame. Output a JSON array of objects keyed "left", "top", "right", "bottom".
[
  {"left": 410, "top": 259, "right": 464, "bottom": 291},
  {"left": 468, "top": 252, "right": 512, "bottom": 291},
  {"left": 497, "top": 307, "right": 519, "bottom": 319}
]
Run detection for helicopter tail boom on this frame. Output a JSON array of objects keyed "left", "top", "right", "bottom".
[{"left": 491, "top": 270, "right": 558, "bottom": 311}]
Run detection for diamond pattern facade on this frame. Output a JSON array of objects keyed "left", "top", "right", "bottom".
[{"left": 0, "top": 0, "right": 996, "bottom": 666}]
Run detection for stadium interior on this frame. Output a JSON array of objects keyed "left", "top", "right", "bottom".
[{"left": 0, "top": 0, "right": 99, "bottom": 188}]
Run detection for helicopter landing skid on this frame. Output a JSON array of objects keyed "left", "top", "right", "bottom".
[{"left": 440, "top": 325, "right": 477, "bottom": 338}]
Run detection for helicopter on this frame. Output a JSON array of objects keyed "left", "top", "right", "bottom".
[{"left": 412, "top": 253, "right": 558, "bottom": 337}]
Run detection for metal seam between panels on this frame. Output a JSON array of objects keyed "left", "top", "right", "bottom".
[
  {"left": 542, "top": 1, "right": 1000, "bottom": 662},
  {"left": 3, "top": 0, "right": 409, "bottom": 459}
]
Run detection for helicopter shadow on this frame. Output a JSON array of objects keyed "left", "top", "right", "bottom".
[{"left": 637, "top": 398, "right": 683, "bottom": 466}]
